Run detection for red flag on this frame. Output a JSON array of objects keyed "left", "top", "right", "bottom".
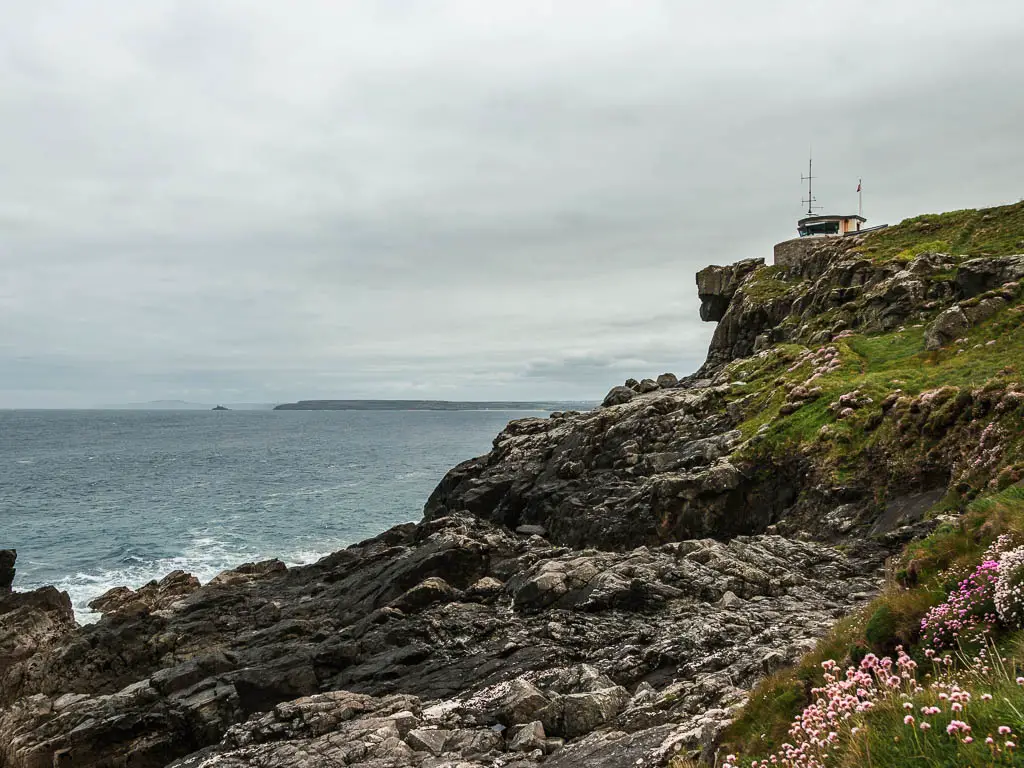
[{"left": 857, "top": 180, "right": 862, "bottom": 193}]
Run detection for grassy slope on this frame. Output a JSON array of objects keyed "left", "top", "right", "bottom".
[
  {"left": 700, "top": 202, "right": 1024, "bottom": 766},
  {"left": 857, "top": 200, "right": 1024, "bottom": 262}
]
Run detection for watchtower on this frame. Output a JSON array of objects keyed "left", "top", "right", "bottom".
[{"left": 796, "top": 155, "right": 867, "bottom": 237}]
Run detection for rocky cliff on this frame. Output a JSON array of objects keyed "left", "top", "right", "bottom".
[{"left": 3, "top": 201, "right": 1023, "bottom": 768}]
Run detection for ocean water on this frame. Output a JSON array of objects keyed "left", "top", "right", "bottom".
[{"left": 1, "top": 409, "right": 535, "bottom": 621}]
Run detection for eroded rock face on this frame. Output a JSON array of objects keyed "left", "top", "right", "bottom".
[
  {"left": 0, "top": 515, "right": 884, "bottom": 767},
  {"left": 425, "top": 382, "right": 801, "bottom": 552},
  {"left": 696, "top": 258, "right": 764, "bottom": 322},
  {"left": 694, "top": 247, "right": 1024, "bottom": 375}
]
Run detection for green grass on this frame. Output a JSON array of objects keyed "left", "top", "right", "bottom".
[
  {"left": 730, "top": 295, "right": 1024, "bottom": 475},
  {"left": 858, "top": 201, "right": 1024, "bottom": 263},
  {"left": 741, "top": 265, "right": 804, "bottom": 302},
  {"left": 833, "top": 639, "right": 1024, "bottom": 767}
]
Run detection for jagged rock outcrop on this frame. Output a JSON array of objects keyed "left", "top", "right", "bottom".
[
  {"left": 697, "top": 246, "right": 1024, "bottom": 374},
  {"left": 956, "top": 254, "right": 1024, "bottom": 297},
  {"left": 88, "top": 569, "right": 202, "bottom": 617},
  {"left": 924, "top": 277, "right": 1022, "bottom": 350},
  {"left": 696, "top": 258, "right": 764, "bottom": 322},
  {"left": 425, "top": 385, "right": 797, "bottom": 551},
  {"left": 0, "top": 516, "right": 882, "bottom": 767}
]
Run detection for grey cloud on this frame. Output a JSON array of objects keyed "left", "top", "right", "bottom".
[{"left": 2, "top": 1, "right": 1024, "bottom": 407}]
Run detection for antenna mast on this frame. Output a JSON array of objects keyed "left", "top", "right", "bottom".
[{"left": 801, "top": 154, "right": 821, "bottom": 216}]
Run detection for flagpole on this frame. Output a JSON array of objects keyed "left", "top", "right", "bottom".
[{"left": 858, "top": 178, "right": 863, "bottom": 217}]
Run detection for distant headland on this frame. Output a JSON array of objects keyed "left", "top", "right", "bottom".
[{"left": 272, "top": 399, "right": 596, "bottom": 412}]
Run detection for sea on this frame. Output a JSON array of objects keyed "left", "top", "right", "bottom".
[{"left": 1, "top": 408, "right": 539, "bottom": 621}]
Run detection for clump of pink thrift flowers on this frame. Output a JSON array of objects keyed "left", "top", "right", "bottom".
[
  {"left": 743, "top": 650, "right": 921, "bottom": 768},
  {"left": 995, "top": 545, "right": 1024, "bottom": 628},
  {"left": 920, "top": 559, "right": 1000, "bottom": 648}
]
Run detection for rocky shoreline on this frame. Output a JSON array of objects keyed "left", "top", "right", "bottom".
[
  {"left": 5, "top": 231, "right": 1021, "bottom": 767},
  {"left": 0, "top": 517, "right": 886, "bottom": 768}
]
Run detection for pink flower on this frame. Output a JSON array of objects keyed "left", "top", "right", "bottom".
[
  {"left": 947, "top": 720, "right": 971, "bottom": 736},
  {"left": 904, "top": 715, "right": 915, "bottom": 725}
]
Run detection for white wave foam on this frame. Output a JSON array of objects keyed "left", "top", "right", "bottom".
[{"left": 38, "top": 534, "right": 347, "bottom": 623}]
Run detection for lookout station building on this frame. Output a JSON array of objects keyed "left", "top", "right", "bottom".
[{"left": 797, "top": 214, "right": 866, "bottom": 237}]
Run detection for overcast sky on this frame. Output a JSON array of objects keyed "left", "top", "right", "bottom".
[{"left": 2, "top": 1, "right": 1023, "bottom": 407}]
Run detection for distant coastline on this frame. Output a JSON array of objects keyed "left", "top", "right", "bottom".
[
  {"left": 84, "top": 398, "right": 597, "bottom": 412},
  {"left": 96, "top": 400, "right": 276, "bottom": 411},
  {"left": 272, "top": 399, "right": 595, "bottom": 412}
]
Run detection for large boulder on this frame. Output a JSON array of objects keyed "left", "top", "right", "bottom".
[
  {"left": 656, "top": 373, "right": 679, "bottom": 388},
  {"left": 925, "top": 293, "right": 1012, "bottom": 350},
  {"left": 560, "top": 686, "right": 631, "bottom": 738},
  {"left": 601, "top": 386, "right": 635, "bottom": 407}
]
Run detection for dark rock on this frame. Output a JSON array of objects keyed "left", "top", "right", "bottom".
[
  {"left": 1, "top": 585, "right": 77, "bottom": 707},
  {"left": 89, "top": 569, "right": 201, "bottom": 616},
  {"left": 956, "top": 254, "right": 1024, "bottom": 298},
  {"left": 696, "top": 258, "right": 764, "bottom": 322},
  {"left": 560, "top": 686, "right": 631, "bottom": 738},
  {"left": 509, "top": 721, "right": 547, "bottom": 751},
  {"left": 637, "top": 378, "right": 659, "bottom": 393},
  {"left": 656, "top": 373, "right": 679, "bottom": 388},
  {"left": 424, "top": 383, "right": 778, "bottom": 550},
  {"left": 208, "top": 559, "right": 287, "bottom": 588},
  {"left": 601, "top": 386, "right": 635, "bottom": 407},
  {"left": 389, "top": 576, "right": 460, "bottom": 612},
  {"left": 925, "top": 306, "right": 969, "bottom": 350},
  {"left": 0, "top": 549, "right": 14, "bottom": 593},
  {"left": 484, "top": 678, "right": 551, "bottom": 726}
]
